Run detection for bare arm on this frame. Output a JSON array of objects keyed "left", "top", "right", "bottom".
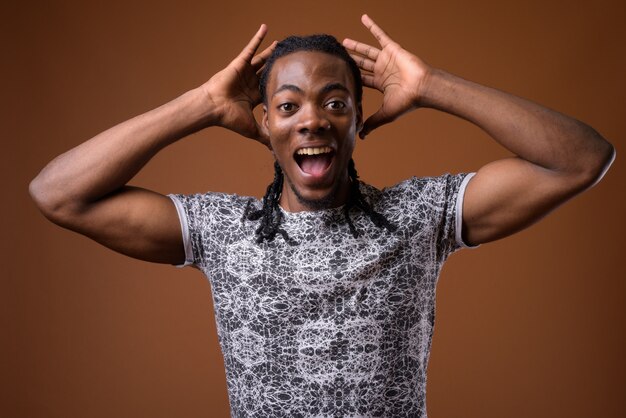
[
  {"left": 29, "top": 25, "right": 274, "bottom": 264},
  {"left": 344, "top": 14, "right": 615, "bottom": 246},
  {"left": 420, "top": 70, "right": 614, "bottom": 245}
]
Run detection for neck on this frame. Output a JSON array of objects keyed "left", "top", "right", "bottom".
[{"left": 279, "top": 173, "right": 351, "bottom": 213}]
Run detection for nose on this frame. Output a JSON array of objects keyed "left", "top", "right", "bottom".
[{"left": 297, "top": 104, "right": 331, "bottom": 135}]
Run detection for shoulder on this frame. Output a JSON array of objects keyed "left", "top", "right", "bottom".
[
  {"left": 362, "top": 173, "right": 472, "bottom": 207},
  {"left": 169, "top": 190, "right": 260, "bottom": 223}
]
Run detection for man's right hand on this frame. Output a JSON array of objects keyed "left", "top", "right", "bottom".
[
  {"left": 201, "top": 24, "right": 275, "bottom": 147},
  {"left": 29, "top": 24, "right": 275, "bottom": 266}
]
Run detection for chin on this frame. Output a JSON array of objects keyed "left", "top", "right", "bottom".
[{"left": 286, "top": 175, "right": 345, "bottom": 211}]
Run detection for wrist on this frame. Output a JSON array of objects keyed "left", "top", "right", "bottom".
[
  {"left": 183, "top": 86, "right": 221, "bottom": 128},
  {"left": 409, "top": 64, "right": 435, "bottom": 108},
  {"left": 416, "top": 67, "right": 449, "bottom": 109}
]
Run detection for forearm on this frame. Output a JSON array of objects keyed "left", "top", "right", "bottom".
[
  {"left": 420, "top": 69, "right": 614, "bottom": 181},
  {"left": 30, "top": 87, "right": 214, "bottom": 214}
]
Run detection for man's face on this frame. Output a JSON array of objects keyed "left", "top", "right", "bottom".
[{"left": 263, "top": 51, "right": 362, "bottom": 212}]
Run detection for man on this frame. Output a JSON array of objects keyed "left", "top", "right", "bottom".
[{"left": 30, "top": 14, "right": 614, "bottom": 418}]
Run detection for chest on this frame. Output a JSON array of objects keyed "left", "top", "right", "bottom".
[{"left": 204, "top": 227, "right": 437, "bottom": 332}]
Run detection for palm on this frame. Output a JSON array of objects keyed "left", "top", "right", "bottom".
[
  {"left": 201, "top": 25, "right": 274, "bottom": 146},
  {"left": 373, "top": 45, "right": 425, "bottom": 119},
  {"left": 343, "top": 15, "right": 430, "bottom": 138},
  {"left": 207, "top": 62, "right": 262, "bottom": 139}
]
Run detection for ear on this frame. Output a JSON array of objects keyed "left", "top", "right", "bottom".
[
  {"left": 262, "top": 105, "right": 273, "bottom": 152},
  {"left": 356, "top": 103, "right": 364, "bottom": 134}
]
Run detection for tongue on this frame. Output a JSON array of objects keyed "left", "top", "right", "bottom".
[{"left": 300, "top": 154, "right": 332, "bottom": 176}]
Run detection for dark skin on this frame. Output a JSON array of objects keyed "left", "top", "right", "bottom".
[
  {"left": 29, "top": 24, "right": 274, "bottom": 265},
  {"left": 342, "top": 15, "right": 614, "bottom": 245},
  {"left": 262, "top": 51, "right": 362, "bottom": 212},
  {"left": 29, "top": 16, "right": 614, "bottom": 265}
]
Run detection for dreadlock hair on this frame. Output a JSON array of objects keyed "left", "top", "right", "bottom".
[
  {"left": 243, "top": 159, "right": 396, "bottom": 244},
  {"left": 343, "top": 159, "right": 397, "bottom": 238},
  {"left": 244, "top": 34, "right": 396, "bottom": 244},
  {"left": 243, "top": 161, "right": 297, "bottom": 245}
]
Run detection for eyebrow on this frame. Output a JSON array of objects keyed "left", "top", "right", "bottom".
[
  {"left": 272, "top": 82, "right": 350, "bottom": 98},
  {"left": 272, "top": 84, "right": 303, "bottom": 98},
  {"left": 321, "top": 83, "right": 350, "bottom": 95}
]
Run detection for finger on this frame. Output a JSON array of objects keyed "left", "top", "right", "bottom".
[
  {"left": 360, "top": 107, "right": 393, "bottom": 139},
  {"left": 342, "top": 38, "right": 380, "bottom": 61},
  {"left": 349, "top": 53, "right": 376, "bottom": 72},
  {"left": 237, "top": 24, "right": 268, "bottom": 63},
  {"left": 251, "top": 40, "right": 277, "bottom": 70},
  {"left": 361, "top": 14, "right": 393, "bottom": 48},
  {"left": 361, "top": 74, "right": 376, "bottom": 89}
]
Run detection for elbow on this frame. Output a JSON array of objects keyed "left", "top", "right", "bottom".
[
  {"left": 575, "top": 136, "right": 616, "bottom": 190},
  {"left": 587, "top": 138, "right": 615, "bottom": 187},
  {"left": 29, "top": 174, "right": 57, "bottom": 221},
  {"left": 29, "top": 174, "right": 77, "bottom": 225}
]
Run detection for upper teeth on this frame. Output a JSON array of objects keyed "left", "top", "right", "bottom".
[{"left": 296, "top": 146, "right": 332, "bottom": 155}]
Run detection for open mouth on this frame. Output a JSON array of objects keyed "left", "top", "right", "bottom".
[{"left": 294, "top": 146, "right": 335, "bottom": 177}]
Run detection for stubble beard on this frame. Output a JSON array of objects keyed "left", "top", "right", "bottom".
[{"left": 282, "top": 170, "right": 347, "bottom": 211}]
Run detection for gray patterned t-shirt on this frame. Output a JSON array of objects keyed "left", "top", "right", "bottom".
[{"left": 169, "top": 172, "right": 476, "bottom": 418}]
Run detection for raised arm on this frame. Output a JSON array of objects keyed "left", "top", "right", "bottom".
[
  {"left": 29, "top": 25, "right": 274, "bottom": 264},
  {"left": 344, "top": 14, "right": 615, "bottom": 246}
]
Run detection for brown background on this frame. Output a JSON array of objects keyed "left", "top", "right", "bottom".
[{"left": 3, "top": 0, "right": 625, "bottom": 417}]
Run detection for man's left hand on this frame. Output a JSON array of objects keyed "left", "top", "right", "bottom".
[{"left": 343, "top": 14, "right": 430, "bottom": 139}]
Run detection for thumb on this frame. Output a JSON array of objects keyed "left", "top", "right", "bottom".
[{"left": 360, "top": 107, "right": 393, "bottom": 139}]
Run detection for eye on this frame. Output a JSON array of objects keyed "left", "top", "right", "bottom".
[
  {"left": 325, "top": 100, "right": 346, "bottom": 110},
  {"left": 278, "top": 102, "right": 298, "bottom": 113}
]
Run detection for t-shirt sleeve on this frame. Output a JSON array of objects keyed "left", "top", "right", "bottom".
[
  {"left": 167, "top": 194, "right": 196, "bottom": 267},
  {"left": 436, "top": 172, "right": 479, "bottom": 261},
  {"left": 168, "top": 192, "right": 224, "bottom": 269},
  {"left": 167, "top": 191, "right": 250, "bottom": 268}
]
